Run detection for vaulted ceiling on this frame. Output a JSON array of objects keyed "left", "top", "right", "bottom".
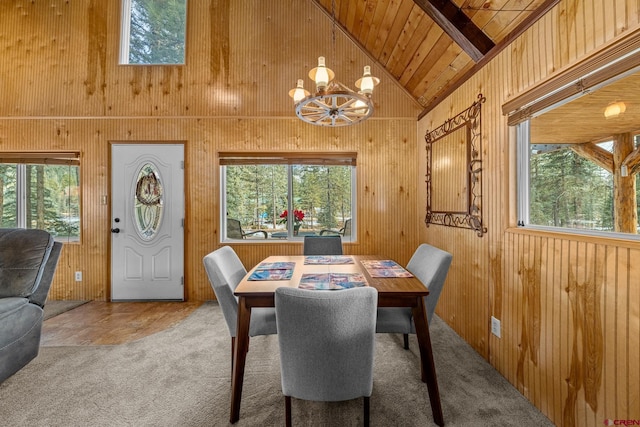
[{"left": 313, "top": 0, "right": 558, "bottom": 113}]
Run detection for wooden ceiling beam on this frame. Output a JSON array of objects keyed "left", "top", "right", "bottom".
[
  {"left": 413, "top": 0, "right": 494, "bottom": 62},
  {"left": 570, "top": 143, "right": 614, "bottom": 173},
  {"left": 418, "top": 0, "right": 560, "bottom": 118},
  {"left": 622, "top": 145, "right": 640, "bottom": 175}
]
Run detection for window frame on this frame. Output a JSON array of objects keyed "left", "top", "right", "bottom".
[
  {"left": 0, "top": 152, "right": 81, "bottom": 243},
  {"left": 119, "top": 0, "right": 188, "bottom": 66},
  {"left": 509, "top": 32, "right": 640, "bottom": 240},
  {"left": 517, "top": 122, "right": 640, "bottom": 240},
  {"left": 219, "top": 152, "right": 357, "bottom": 243}
]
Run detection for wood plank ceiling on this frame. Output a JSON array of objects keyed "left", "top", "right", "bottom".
[
  {"left": 313, "top": 0, "right": 558, "bottom": 113},
  {"left": 531, "top": 70, "right": 640, "bottom": 144}
]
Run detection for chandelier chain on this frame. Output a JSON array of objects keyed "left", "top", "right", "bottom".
[{"left": 331, "top": 0, "right": 336, "bottom": 66}]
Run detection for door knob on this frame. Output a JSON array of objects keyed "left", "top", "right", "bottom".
[{"left": 111, "top": 228, "right": 120, "bottom": 233}]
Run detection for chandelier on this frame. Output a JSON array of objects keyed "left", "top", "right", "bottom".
[
  {"left": 288, "top": 2, "right": 379, "bottom": 127},
  {"left": 289, "top": 60, "right": 379, "bottom": 127}
]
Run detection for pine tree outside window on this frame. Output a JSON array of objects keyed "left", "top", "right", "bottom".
[
  {"left": 219, "top": 153, "right": 356, "bottom": 242},
  {"left": 0, "top": 153, "right": 81, "bottom": 243},
  {"left": 508, "top": 37, "right": 640, "bottom": 239},
  {"left": 120, "top": 0, "right": 187, "bottom": 65}
]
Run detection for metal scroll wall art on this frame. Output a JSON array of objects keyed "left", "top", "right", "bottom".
[{"left": 424, "top": 94, "right": 487, "bottom": 237}]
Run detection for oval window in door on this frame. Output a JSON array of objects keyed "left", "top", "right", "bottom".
[{"left": 134, "top": 162, "right": 164, "bottom": 241}]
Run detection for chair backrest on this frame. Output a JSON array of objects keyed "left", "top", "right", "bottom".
[
  {"left": 0, "top": 228, "right": 54, "bottom": 298},
  {"left": 202, "top": 246, "right": 247, "bottom": 336},
  {"left": 303, "top": 235, "right": 343, "bottom": 255},
  {"left": 226, "top": 218, "right": 244, "bottom": 239},
  {"left": 406, "top": 243, "right": 452, "bottom": 322},
  {"left": 275, "top": 286, "right": 378, "bottom": 402}
]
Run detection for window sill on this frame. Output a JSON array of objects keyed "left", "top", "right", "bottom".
[{"left": 507, "top": 225, "right": 640, "bottom": 249}]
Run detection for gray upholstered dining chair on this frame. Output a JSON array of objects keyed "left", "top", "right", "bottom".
[
  {"left": 375, "top": 243, "right": 452, "bottom": 350},
  {"left": 303, "top": 235, "right": 343, "bottom": 255},
  {"left": 202, "top": 246, "right": 277, "bottom": 367},
  {"left": 275, "top": 286, "right": 378, "bottom": 427}
]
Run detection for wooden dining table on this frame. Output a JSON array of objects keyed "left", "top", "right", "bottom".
[{"left": 230, "top": 255, "right": 444, "bottom": 426}]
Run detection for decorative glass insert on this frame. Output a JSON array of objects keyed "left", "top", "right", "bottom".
[{"left": 134, "top": 163, "right": 164, "bottom": 241}]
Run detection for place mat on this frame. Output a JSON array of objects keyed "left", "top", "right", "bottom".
[
  {"left": 303, "top": 255, "right": 354, "bottom": 265},
  {"left": 298, "top": 273, "right": 367, "bottom": 290},
  {"left": 360, "top": 260, "right": 414, "bottom": 278},
  {"left": 248, "top": 261, "right": 295, "bottom": 281}
]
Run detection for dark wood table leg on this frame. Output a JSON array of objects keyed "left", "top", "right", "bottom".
[
  {"left": 413, "top": 297, "right": 445, "bottom": 427},
  {"left": 230, "top": 297, "right": 251, "bottom": 423}
]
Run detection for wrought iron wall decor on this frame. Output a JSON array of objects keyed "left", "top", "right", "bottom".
[{"left": 425, "top": 94, "right": 487, "bottom": 237}]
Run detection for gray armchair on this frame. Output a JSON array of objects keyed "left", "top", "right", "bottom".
[
  {"left": 275, "top": 286, "right": 378, "bottom": 426},
  {"left": 0, "top": 228, "right": 62, "bottom": 383},
  {"left": 202, "top": 246, "right": 277, "bottom": 368},
  {"left": 375, "top": 243, "right": 452, "bottom": 350}
]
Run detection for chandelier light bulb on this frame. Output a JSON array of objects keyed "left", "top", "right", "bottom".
[
  {"left": 288, "top": 79, "right": 310, "bottom": 104},
  {"left": 353, "top": 97, "right": 368, "bottom": 114},
  {"left": 355, "top": 65, "right": 380, "bottom": 94},
  {"left": 309, "top": 56, "right": 334, "bottom": 91}
]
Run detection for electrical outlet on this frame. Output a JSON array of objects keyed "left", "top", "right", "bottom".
[
  {"left": 75, "top": 271, "right": 82, "bottom": 282},
  {"left": 491, "top": 316, "right": 501, "bottom": 338}
]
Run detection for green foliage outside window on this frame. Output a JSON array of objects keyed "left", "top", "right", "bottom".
[
  {"left": 529, "top": 146, "right": 640, "bottom": 232},
  {"left": 0, "top": 163, "right": 80, "bottom": 241},
  {"left": 127, "top": 0, "right": 187, "bottom": 65},
  {"left": 0, "top": 164, "right": 17, "bottom": 228},
  {"left": 224, "top": 164, "right": 353, "bottom": 238}
]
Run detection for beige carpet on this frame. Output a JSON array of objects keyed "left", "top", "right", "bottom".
[{"left": 0, "top": 302, "right": 553, "bottom": 426}]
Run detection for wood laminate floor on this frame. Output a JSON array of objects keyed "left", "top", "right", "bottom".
[{"left": 41, "top": 301, "right": 202, "bottom": 346}]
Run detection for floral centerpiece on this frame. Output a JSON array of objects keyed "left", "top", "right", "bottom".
[{"left": 279, "top": 209, "right": 305, "bottom": 235}]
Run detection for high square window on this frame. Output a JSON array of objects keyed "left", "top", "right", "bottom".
[{"left": 120, "top": 0, "right": 187, "bottom": 65}]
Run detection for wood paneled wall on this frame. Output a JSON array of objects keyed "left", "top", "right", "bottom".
[
  {"left": 418, "top": 1, "right": 640, "bottom": 425},
  {"left": 4, "top": 0, "right": 639, "bottom": 424},
  {"left": 0, "top": 1, "right": 420, "bottom": 302},
  {"left": 0, "top": 0, "right": 417, "bottom": 118}
]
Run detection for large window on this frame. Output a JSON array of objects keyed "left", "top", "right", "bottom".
[
  {"left": 508, "top": 35, "right": 640, "bottom": 238},
  {"left": 515, "top": 66, "right": 640, "bottom": 238},
  {"left": 0, "top": 153, "right": 81, "bottom": 242},
  {"left": 120, "top": 0, "right": 187, "bottom": 65},
  {"left": 220, "top": 153, "right": 355, "bottom": 242},
  {"left": 519, "top": 125, "right": 640, "bottom": 234}
]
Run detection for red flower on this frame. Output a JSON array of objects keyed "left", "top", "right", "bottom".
[{"left": 280, "top": 209, "right": 305, "bottom": 223}]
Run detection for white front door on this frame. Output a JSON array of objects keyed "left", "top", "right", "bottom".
[{"left": 111, "top": 143, "right": 184, "bottom": 300}]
